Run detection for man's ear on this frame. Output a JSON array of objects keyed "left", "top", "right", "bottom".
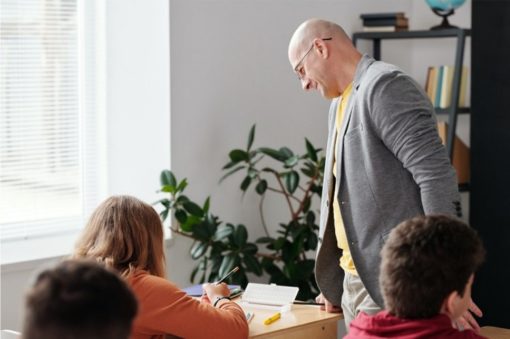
[{"left": 313, "top": 38, "right": 329, "bottom": 59}]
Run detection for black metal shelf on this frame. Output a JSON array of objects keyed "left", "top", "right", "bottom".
[
  {"left": 352, "top": 28, "right": 471, "bottom": 161},
  {"left": 436, "top": 107, "right": 470, "bottom": 115}
]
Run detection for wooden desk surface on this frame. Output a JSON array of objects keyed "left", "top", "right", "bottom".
[
  {"left": 480, "top": 326, "right": 510, "bottom": 339},
  {"left": 241, "top": 303, "right": 343, "bottom": 338}
]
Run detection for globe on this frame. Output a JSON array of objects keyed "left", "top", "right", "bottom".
[
  {"left": 425, "top": 0, "right": 466, "bottom": 30},
  {"left": 426, "top": 0, "right": 466, "bottom": 11}
]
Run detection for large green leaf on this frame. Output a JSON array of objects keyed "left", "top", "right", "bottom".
[
  {"left": 190, "top": 241, "right": 208, "bottom": 259},
  {"left": 214, "top": 225, "right": 234, "bottom": 241},
  {"left": 174, "top": 209, "right": 187, "bottom": 224},
  {"left": 160, "top": 170, "right": 177, "bottom": 187},
  {"left": 243, "top": 254, "right": 262, "bottom": 275},
  {"left": 306, "top": 232, "right": 318, "bottom": 250},
  {"left": 284, "top": 155, "right": 299, "bottom": 168},
  {"left": 176, "top": 179, "right": 188, "bottom": 192},
  {"left": 243, "top": 243, "right": 258, "bottom": 255},
  {"left": 229, "top": 149, "right": 249, "bottom": 162},
  {"left": 256, "top": 236, "right": 274, "bottom": 244},
  {"left": 203, "top": 197, "right": 211, "bottom": 214},
  {"left": 255, "top": 180, "right": 267, "bottom": 195},
  {"left": 240, "top": 176, "right": 252, "bottom": 192},
  {"left": 234, "top": 224, "right": 248, "bottom": 247},
  {"left": 305, "top": 138, "right": 318, "bottom": 162},
  {"left": 183, "top": 201, "right": 204, "bottom": 217},
  {"left": 279, "top": 147, "right": 294, "bottom": 159},
  {"left": 159, "top": 209, "right": 169, "bottom": 222},
  {"left": 285, "top": 171, "right": 299, "bottom": 194},
  {"left": 191, "top": 222, "right": 210, "bottom": 240},
  {"left": 247, "top": 124, "right": 256, "bottom": 151},
  {"left": 258, "top": 147, "right": 286, "bottom": 162},
  {"left": 160, "top": 185, "right": 176, "bottom": 194},
  {"left": 181, "top": 215, "right": 201, "bottom": 232},
  {"left": 219, "top": 165, "right": 245, "bottom": 183},
  {"left": 218, "top": 254, "right": 236, "bottom": 279}
]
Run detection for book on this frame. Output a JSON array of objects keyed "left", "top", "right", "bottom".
[
  {"left": 434, "top": 66, "right": 444, "bottom": 108},
  {"left": 458, "top": 66, "right": 468, "bottom": 107},
  {"left": 360, "top": 12, "right": 405, "bottom": 20},
  {"left": 363, "top": 17, "right": 409, "bottom": 27},
  {"left": 183, "top": 284, "right": 241, "bottom": 297},
  {"left": 362, "top": 26, "right": 409, "bottom": 32},
  {"left": 440, "top": 65, "right": 453, "bottom": 108},
  {"left": 428, "top": 67, "right": 438, "bottom": 105}
]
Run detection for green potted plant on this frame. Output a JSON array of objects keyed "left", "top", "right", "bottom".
[{"left": 155, "top": 125, "right": 325, "bottom": 300}]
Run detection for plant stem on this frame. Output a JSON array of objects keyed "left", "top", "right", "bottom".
[
  {"left": 266, "top": 187, "right": 300, "bottom": 203},
  {"left": 272, "top": 172, "right": 295, "bottom": 216},
  {"left": 259, "top": 194, "right": 270, "bottom": 237}
]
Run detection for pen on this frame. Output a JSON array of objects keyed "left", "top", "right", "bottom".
[
  {"left": 216, "top": 266, "right": 239, "bottom": 285},
  {"left": 263, "top": 312, "right": 281, "bottom": 325}
]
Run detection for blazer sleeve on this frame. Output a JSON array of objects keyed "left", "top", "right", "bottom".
[
  {"left": 131, "top": 274, "right": 248, "bottom": 339},
  {"left": 366, "top": 70, "right": 461, "bottom": 217}
]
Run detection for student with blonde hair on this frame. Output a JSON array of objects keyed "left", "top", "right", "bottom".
[{"left": 74, "top": 195, "right": 248, "bottom": 339}]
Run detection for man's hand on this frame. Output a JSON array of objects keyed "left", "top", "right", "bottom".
[
  {"left": 316, "top": 293, "right": 342, "bottom": 313},
  {"left": 453, "top": 299, "right": 483, "bottom": 333}
]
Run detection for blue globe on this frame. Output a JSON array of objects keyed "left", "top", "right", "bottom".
[{"left": 426, "top": 0, "right": 466, "bottom": 11}]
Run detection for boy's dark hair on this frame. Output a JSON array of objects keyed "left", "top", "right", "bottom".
[
  {"left": 23, "top": 259, "right": 138, "bottom": 339},
  {"left": 380, "top": 215, "right": 485, "bottom": 319}
]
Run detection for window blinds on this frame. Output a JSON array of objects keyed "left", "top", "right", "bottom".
[{"left": 0, "top": 0, "right": 105, "bottom": 241}]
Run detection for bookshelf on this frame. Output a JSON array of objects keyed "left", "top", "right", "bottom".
[{"left": 352, "top": 28, "right": 471, "bottom": 161}]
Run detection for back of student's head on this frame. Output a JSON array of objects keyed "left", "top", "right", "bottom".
[
  {"left": 74, "top": 195, "right": 166, "bottom": 278},
  {"left": 380, "top": 215, "right": 485, "bottom": 319},
  {"left": 22, "top": 260, "right": 137, "bottom": 339}
]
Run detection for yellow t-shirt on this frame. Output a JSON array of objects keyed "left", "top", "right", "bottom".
[{"left": 332, "top": 82, "right": 357, "bottom": 275}]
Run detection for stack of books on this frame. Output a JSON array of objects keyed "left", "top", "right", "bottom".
[
  {"left": 360, "top": 12, "right": 409, "bottom": 32},
  {"left": 424, "top": 65, "right": 469, "bottom": 109}
]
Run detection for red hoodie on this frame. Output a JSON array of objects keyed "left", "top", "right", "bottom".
[{"left": 345, "top": 311, "right": 486, "bottom": 339}]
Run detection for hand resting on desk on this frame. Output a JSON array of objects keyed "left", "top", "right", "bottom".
[{"left": 316, "top": 293, "right": 343, "bottom": 313}]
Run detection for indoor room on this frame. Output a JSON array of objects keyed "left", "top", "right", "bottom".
[{"left": 1, "top": 0, "right": 508, "bottom": 338}]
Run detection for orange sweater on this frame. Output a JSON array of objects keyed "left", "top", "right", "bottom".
[{"left": 127, "top": 270, "right": 248, "bottom": 339}]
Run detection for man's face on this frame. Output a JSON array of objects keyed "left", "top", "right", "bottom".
[{"left": 289, "top": 39, "right": 336, "bottom": 99}]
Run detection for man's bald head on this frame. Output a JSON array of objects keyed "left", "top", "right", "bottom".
[{"left": 288, "top": 19, "right": 351, "bottom": 64}]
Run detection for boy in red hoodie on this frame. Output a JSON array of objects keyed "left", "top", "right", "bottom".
[{"left": 346, "top": 215, "right": 486, "bottom": 339}]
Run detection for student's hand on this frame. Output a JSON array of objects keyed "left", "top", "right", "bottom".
[
  {"left": 316, "top": 293, "right": 342, "bottom": 313},
  {"left": 453, "top": 299, "right": 482, "bottom": 333},
  {"left": 202, "top": 283, "right": 230, "bottom": 304}
]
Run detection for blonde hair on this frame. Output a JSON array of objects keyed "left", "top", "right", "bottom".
[{"left": 74, "top": 195, "right": 166, "bottom": 278}]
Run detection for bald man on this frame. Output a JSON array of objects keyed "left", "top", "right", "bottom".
[{"left": 288, "top": 19, "right": 478, "bottom": 330}]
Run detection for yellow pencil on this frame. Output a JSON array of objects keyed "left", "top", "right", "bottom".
[{"left": 263, "top": 312, "right": 281, "bottom": 325}]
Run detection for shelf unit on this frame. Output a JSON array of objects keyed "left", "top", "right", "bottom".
[{"left": 352, "top": 28, "right": 471, "bottom": 161}]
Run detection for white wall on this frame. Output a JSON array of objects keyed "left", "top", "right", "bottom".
[
  {"left": 1, "top": 0, "right": 471, "bottom": 332},
  {"left": 170, "top": 0, "right": 471, "bottom": 280}
]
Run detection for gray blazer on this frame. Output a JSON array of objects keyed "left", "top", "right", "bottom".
[{"left": 315, "top": 55, "right": 461, "bottom": 307}]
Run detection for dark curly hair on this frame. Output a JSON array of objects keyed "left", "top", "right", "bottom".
[
  {"left": 380, "top": 215, "right": 485, "bottom": 319},
  {"left": 23, "top": 259, "right": 138, "bottom": 339}
]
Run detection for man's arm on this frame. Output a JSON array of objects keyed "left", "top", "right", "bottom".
[{"left": 367, "top": 71, "right": 461, "bottom": 216}]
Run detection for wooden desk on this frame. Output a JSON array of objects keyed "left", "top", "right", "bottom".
[
  {"left": 480, "top": 326, "right": 510, "bottom": 339},
  {"left": 241, "top": 304, "right": 343, "bottom": 339}
]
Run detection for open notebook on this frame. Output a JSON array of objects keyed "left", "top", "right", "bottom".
[{"left": 241, "top": 283, "right": 299, "bottom": 312}]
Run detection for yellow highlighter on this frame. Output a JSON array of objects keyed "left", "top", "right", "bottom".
[{"left": 263, "top": 312, "right": 281, "bottom": 325}]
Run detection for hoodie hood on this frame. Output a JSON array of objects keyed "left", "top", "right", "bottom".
[{"left": 345, "top": 311, "right": 485, "bottom": 339}]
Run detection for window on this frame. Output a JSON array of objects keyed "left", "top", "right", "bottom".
[{"left": 0, "top": 0, "right": 105, "bottom": 241}]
